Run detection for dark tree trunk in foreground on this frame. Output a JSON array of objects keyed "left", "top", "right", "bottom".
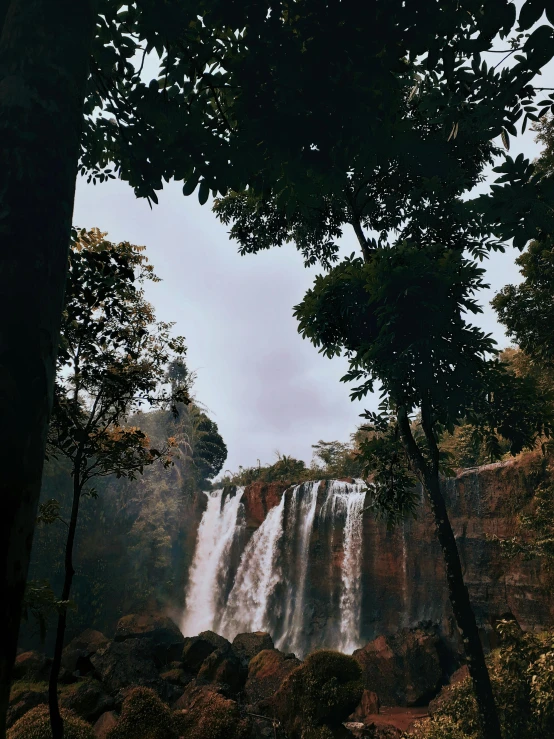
[
  {"left": 48, "top": 464, "right": 83, "bottom": 739},
  {"left": 398, "top": 403, "right": 502, "bottom": 739},
  {"left": 0, "top": 2, "right": 98, "bottom": 736}
]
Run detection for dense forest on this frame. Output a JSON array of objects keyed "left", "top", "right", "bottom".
[{"left": 2, "top": 1, "right": 554, "bottom": 739}]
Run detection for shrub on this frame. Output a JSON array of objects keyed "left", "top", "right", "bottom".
[
  {"left": 7, "top": 705, "right": 94, "bottom": 739},
  {"left": 407, "top": 622, "right": 554, "bottom": 739},
  {"left": 173, "top": 685, "right": 250, "bottom": 739},
  {"left": 274, "top": 650, "right": 363, "bottom": 738},
  {"left": 106, "top": 687, "right": 178, "bottom": 739}
]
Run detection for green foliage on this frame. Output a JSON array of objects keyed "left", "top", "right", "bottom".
[
  {"left": 106, "top": 687, "right": 178, "bottom": 739},
  {"left": 7, "top": 705, "right": 94, "bottom": 739},
  {"left": 274, "top": 650, "right": 363, "bottom": 738},
  {"left": 356, "top": 413, "right": 420, "bottom": 528},
  {"left": 406, "top": 621, "right": 554, "bottom": 739},
  {"left": 21, "top": 581, "right": 71, "bottom": 644}
]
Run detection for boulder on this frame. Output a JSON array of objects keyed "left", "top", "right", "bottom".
[
  {"left": 93, "top": 710, "right": 119, "bottom": 738},
  {"left": 273, "top": 650, "right": 363, "bottom": 739},
  {"left": 62, "top": 629, "right": 110, "bottom": 677},
  {"left": 232, "top": 632, "right": 274, "bottom": 666},
  {"left": 7, "top": 686, "right": 48, "bottom": 729},
  {"left": 60, "top": 678, "right": 115, "bottom": 723},
  {"left": 353, "top": 628, "right": 443, "bottom": 706},
  {"left": 245, "top": 649, "right": 301, "bottom": 706},
  {"left": 90, "top": 639, "right": 166, "bottom": 700},
  {"left": 182, "top": 631, "right": 230, "bottom": 673},
  {"left": 197, "top": 644, "right": 246, "bottom": 697},
  {"left": 114, "top": 614, "right": 184, "bottom": 665},
  {"left": 172, "top": 683, "right": 250, "bottom": 739},
  {"left": 349, "top": 689, "right": 380, "bottom": 723},
  {"left": 11, "top": 651, "right": 50, "bottom": 681}
]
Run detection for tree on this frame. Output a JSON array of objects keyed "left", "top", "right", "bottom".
[
  {"left": 45, "top": 228, "right": 189, "bottom": 738},
  {"left": 2, "top": 2, "right": 554, "bottom": 732},
  {"left": 211, "top": 6, "right": 554, "bottom": 733}
]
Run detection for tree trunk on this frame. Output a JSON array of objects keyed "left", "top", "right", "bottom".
[
  {"left": 49, "top": 470, "right": 82, "bottom": 739},
  {"left": 398, "top": 405, "right": 502, "bottom": 739},
  {"left": 0, "top": 2, "right": 98, "bottom": 736}
]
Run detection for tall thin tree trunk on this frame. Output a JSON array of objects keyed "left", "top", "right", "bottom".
[
  {"left": 49, "top": 467, "right": 82, "bottom": 739},
  {"left": 0, "top": 2, "right": 98, "bottom": 736},
  {"left": 398, "top": 405, "right": 502, "bottom": 739}
]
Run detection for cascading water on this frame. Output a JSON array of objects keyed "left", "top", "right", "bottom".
[
  {"left": 181, "top": 480, "right": 368, "bottom": 656},
  {"left": 276, "top": 481, "right": 320, "bottom": 654},
  {"left": 181, "top": 487, "right": 244, "bottom": 636},
  {"left": 219, "top": 493, "right": 287, "bottom": 636}
]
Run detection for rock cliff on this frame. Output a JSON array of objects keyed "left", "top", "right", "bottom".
[{"left": 222, "top": 453, "right": 554, "bottom": 650}]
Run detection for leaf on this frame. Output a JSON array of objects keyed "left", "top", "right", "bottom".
[
  {"left": 501, "top": 129, "right": 510, "bottom": 151},
  {"left": 198, "top": 180, "right": 210, "bottom": 205},
  {"left": 518, "top": 0, "right": 545, "bottom": 31},
  {"left": 182, "top": 176, "right": 199, "bottom": 196}
]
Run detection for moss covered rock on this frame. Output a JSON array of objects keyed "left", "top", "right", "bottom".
[
  {"left": 7, "top": 705, "right": 95, "bottom": 739},
  {"left": 173, "top": 683, "right": 250, "bottom": 739},
  {"left": 273, "top": 650, "right": 363, "bottom": 738},
  {"left": 106, "top": 687, "right": 178, "bottom": 739}
]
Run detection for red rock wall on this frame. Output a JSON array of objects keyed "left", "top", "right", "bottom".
[{"left": 236, "top": 455, "right": 554, "bottom": 648}]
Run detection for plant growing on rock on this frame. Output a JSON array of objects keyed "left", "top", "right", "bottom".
[
  {"left": 273, "top": 650, "right": 363, "bottom": 738},
  {"left": 45, "top": 228, "right": 190, "bottom": 738},
  {"left": 106, "top": 687, "right": 178, "bottom": 739},
  {"left": 7, "top": 705, "right": 93, "bottom": 739}
]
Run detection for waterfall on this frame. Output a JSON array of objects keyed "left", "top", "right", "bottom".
[
  {"left": 219, "top": 493, "right": 286, "bottom": 636},
  {"left": 181, "top": 480, "right": 368, "bottom": 656},
  {"left": 276, "top": 481, "right": 320, "bottom": 654},
  {"left": 181, "top": 488, "right": 244, "bottom": 636}
]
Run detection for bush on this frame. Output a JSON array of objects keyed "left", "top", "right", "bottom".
[
  {"left": 7, "top": 705, "right": 94, "bottom": 739},
  {"left": 274, "top": 650, "right": 363, "bottom": 738},
  {"left": 406, "top": 622, "right": 554, "bottom": 739},
  {"left": 106, "top": 687, "right": 178, "bottom": 739}
]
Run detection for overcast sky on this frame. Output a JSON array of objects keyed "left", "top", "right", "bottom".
[{"left": 73, "top": 15, "right": 553, "bottom": 475}]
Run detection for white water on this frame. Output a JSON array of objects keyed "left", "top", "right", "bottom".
[
  {"left": 318, "top": 481, "right": 367, "bottom": 652},
  {"left": 181, "top": 480, "right": 368, "bottom": 655},
  {"left": 219, "top": 493, "right": 287, "bottom": 636},
  {"left": 181, "top": 488, "right": 244, "bottom": 635},
  {"left": 276, "top": 481, "right": 320, "bottom": 654}
]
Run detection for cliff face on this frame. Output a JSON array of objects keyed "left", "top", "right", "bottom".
[{"left": 231, "top": 455, "right": 554, "bottom": 648}]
